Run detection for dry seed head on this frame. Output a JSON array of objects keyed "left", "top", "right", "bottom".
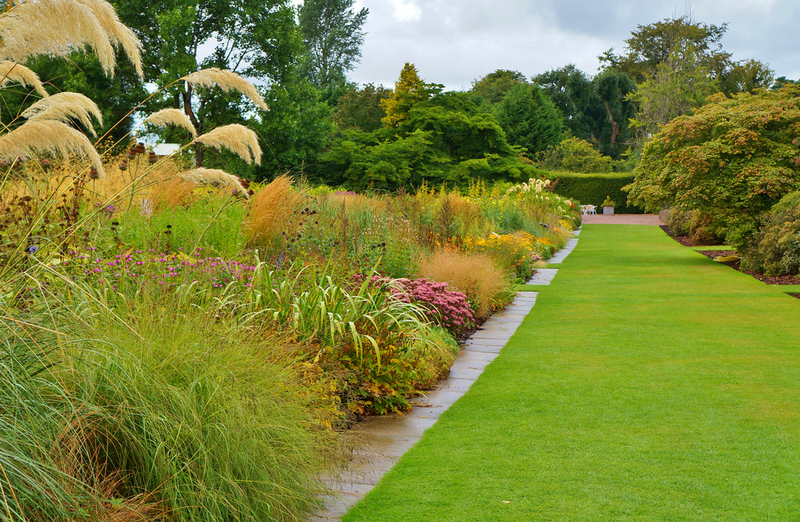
[
  {"left": 181, "top": 167, "right": 249, "bottom": 198},
  {"left": 22, "top": 92, "right": 103, "bottom": 137},
  {"left": 181, "top": 68, "right": 268, "bottom": 111},
  {"left": 193, "top": 124, "right": 262, "bottom": 165},
  {"left": 0, "top": 0, "right": 141, "bottom": 78},
  {"left": 143, "top": 108, "right": 197, "bottom": 138},
  {"left": 0, "top": 61, "right": 48, "bottom": 97},
  {"left": 0, "top": 120, "right": 104, "bottom": 177},
  {"left": 72, "top": 0, "right": 143, "bottom": 78}
]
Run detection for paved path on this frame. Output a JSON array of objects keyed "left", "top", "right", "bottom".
[{"left": 307, "top": 230, "right": 588, "bottom": 521}]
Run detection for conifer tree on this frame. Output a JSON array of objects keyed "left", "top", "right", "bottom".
[{"left": 381, "top": 63, "right": 430, "bottom": 127}]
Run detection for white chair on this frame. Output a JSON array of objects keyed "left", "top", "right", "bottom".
[
  {"left": 586, "top": 205, "right": 597, "bottom": 215},
  {"left": 580, "top": 205, "right": 589, "bottom": 215}
]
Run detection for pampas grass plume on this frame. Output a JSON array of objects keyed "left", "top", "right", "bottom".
[
  {"left": 181, "top": 167, "right": 249, "bottom": 198},
  {"left": 0, "top": 120, "right": 104, "bottom": 177},
  {"left": 181, "top": 68, "right": 268, "bottom": 111},
  {"left": 22, "top": 92, "right": 103, "bottom": 137},
  {"left": 0, "top": 61, "right": 48, "bottom": 97},
  {"left": 0, "top": 0, "right": 142, "bottom": 78},
  {"left": 73, "top": 0, "right": 143, "bottom": 78},
  {"left": 144, "top": 109, "right": 197, "bottom": 138},
  {"left": 193, "top": 124, "right": 262, "bottom": 165}
]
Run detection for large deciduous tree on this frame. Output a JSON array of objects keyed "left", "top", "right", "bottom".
[
  {"left": 297, "top": 0, "right": 368, "bottom": 92},
  {"left": 534, "top": 65, "right": 635, "bottom": 158},
  {"left": 625, "top": 46, "right": 717, "bottom": 146},
  {"left": 626, "top": 86, "right": 800, "bottom": 241},
  {"left": 332, "top": 83, "right": 391, "bottom": 132},
  {"left": 114, "top": 0, "right": 301, "bottom": 166},
  {"left": 599, "top": 16, "right": 731, "bottom": 83}
]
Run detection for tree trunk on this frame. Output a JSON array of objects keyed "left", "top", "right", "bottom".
[
  {"left": 603, "top": 100, "right": 620, "bottom": 150},
  {"left": 182, "top": 83, "right": 203, "bottom": 167}
]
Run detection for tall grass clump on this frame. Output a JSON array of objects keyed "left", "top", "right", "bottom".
[
  {"left": 0, "top": 301, "right": 332, "bottom": 521},
  {"left": 417, "top": 250, "right": 513, "bottom": 319},
  {"left": 243, "top": 174, "right": 308, "bottom": 254}
]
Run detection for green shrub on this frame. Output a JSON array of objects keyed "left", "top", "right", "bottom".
[
  {"left": 666, "top": 208, "right": 695, "bottom": 236},
  {"left": 536, "top": 137, "right": 613, "bottom": 173},
  {"left": 545, "top": 171, "right": 642, "bottom": 213},
  {"left": 771, "top": 190, "right": 800, "bottom": 215},
  {"left": 741, "top": 204, "right": 800, "bottom": 275}
]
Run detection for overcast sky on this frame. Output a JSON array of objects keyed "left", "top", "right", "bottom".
[{"left": 294, "top": 0, "right": 800, "bottom": 91}]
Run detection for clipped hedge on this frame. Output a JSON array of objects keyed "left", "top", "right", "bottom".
[{"left": 544, "top": 171, "right": 643, "bottom": 214}]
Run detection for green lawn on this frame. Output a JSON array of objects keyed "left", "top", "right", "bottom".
[{"left": 344, "top": 225, "right": 800, "bottom": 521}]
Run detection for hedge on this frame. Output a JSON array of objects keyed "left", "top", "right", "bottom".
[{"left": 544, "top": 171, "right": 644, "bottom": 214}]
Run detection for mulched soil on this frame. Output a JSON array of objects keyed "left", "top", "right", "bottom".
[{"left": 660, "top": 225, "right": 800, "bottom": 293}]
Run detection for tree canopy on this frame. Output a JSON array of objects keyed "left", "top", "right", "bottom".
[
  {"left": 493, "top": 83, "right": 564, "bottom": 157},
  {"left": 627, "top": 86, "right": 800, "bottom": 239},
  {"left": 381, "top": 63, "right": 441, "bottom": 127},
  {"left": 470, "top": 69, "right": 529, "bottom": 107},
  {"left": 534, "top": 66, "right": 635, "bottom": 158},
  {"left": 114, "top": 0, "right": 300, "bottom": 166},
  {"left": 298, "top": 0, "right": 368, "bottom": 91}
]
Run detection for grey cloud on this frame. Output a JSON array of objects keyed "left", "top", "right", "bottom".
[{"left": 348, "top": 0, "right": 799, "bottom": 90}]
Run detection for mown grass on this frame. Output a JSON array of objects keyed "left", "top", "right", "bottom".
[{"left": 343, "top": 225, "right": 800, "bottom": 521}]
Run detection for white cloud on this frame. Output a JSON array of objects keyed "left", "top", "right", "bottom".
[{"left": 388, "top": 0, "right": 421, "bottom": 21}]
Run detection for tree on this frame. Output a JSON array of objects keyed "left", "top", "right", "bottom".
[
  {"left": 626, "top": 86, "right": 800, "bottom": 241},
  {"left": 626, "top": 46, "right": 716, "bottom": 147},
  {"left": 534, "top": 66, "right": 636, "bottom": 158},
  {"left": 381, "top": 63, "right": 440, "bottom": 127},
  {"left": 592, "top": 70, "right": 637, "bottom": 156},
  {"left": 494, "top": 83, "right": 563, "bottom": 156},
  {"left": 114, "top": 0, "right": 301, "bottom": 167},
  {"left": 718, "top": 58, "right": 774, "bottom": 95},
  {"left": 534, "top": 65, "right": 594, "bottom": 139},
  {"left": 399, "top": 105, "right": 515, "bottom": 161},
  {"left": 251, "top": 77, "right": 335, "bottom": 180},
  {"left": 470, "top": 69, "right": 528, "bottom": 107},
  {"left": 600, "top": 16, "right": 730, "bottom": 83},
  {"left": 297, "top": 0, "right": 368, "bottom": 91},
  {"left": 331, "top": 83, "right": 391, "bottom": 132}
]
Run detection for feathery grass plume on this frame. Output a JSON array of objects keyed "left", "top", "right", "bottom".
[
  {"left": 0, "top": 60, "right": 48, "bottom": 97},
  {"left": 143, "top": 108, "right": 197, "bottom": 138},
  {"left": 181, "top": 68, "right": 269, "bottom": 111},
  {"left": 0, "top": 0, "right": 135, "bottom": 77},
  {"left": 193, "top": 124, "right": 262, "bottom": 165},
  {"left": 0, "top": 120, "right": 104, "bottom": 176},
  {"left": 22, "top": 92, "right": 103, "bottom": 137},
  {"left": 243, "top": 174, "right": 306, "bottom": 250},
  {"left": 181, "top": 167, "right": 249, "bottom": 198},
  {"left": 72, "top": 0, "right": 143, "bottom": 78}
]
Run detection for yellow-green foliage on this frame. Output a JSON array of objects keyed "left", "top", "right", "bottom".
[{"left": 536, "top": 136, "right": 613, "bottom": 173}]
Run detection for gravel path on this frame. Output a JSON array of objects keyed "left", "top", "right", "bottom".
[{"left": 580, "top": 213, "right": 662, "bottom": 225}]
